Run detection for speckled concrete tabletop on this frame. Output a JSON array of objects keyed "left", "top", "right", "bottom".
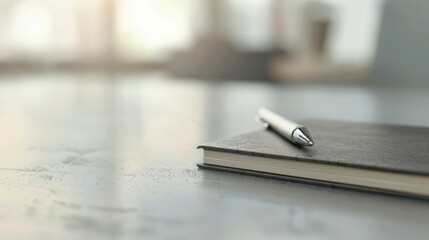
[{"left": 0, "top": 73, "right": 428, "bottom": 239}]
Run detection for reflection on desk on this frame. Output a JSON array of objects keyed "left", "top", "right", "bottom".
[{"left": 0, "top": 73, "right": 428, "bottom": 239}]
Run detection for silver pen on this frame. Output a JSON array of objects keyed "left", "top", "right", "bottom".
[{"left": 256, "top": 108, "right": 314, "bottom": 146}]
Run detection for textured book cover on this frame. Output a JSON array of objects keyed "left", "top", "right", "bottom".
[{"left": 197, "top": 120, "right": 429, "bottom": 198}]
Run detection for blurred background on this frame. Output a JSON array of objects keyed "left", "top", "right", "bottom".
[{"left": 1, "top": 0, "right": 427, "bottom": 86}]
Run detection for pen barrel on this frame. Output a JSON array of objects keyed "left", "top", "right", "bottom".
[{"left": 258, "top": 108, "right": 301, "bottom": 141}]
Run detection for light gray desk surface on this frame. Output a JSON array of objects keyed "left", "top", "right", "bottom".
[{"left": 0, "top": 73, "right": 428, "bottom": 239}]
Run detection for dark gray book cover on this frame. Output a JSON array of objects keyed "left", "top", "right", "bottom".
[{"left": 198, "top": 120, "right": 429, "bottom": 176}]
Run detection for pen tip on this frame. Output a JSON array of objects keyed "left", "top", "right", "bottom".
[{"left": 292, "top": 128, "right": 314, "bottom": 147}]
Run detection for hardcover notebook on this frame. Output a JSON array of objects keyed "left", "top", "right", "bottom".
[{"left": 197, "top": 120, "right": 429, "bottom": 198}]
